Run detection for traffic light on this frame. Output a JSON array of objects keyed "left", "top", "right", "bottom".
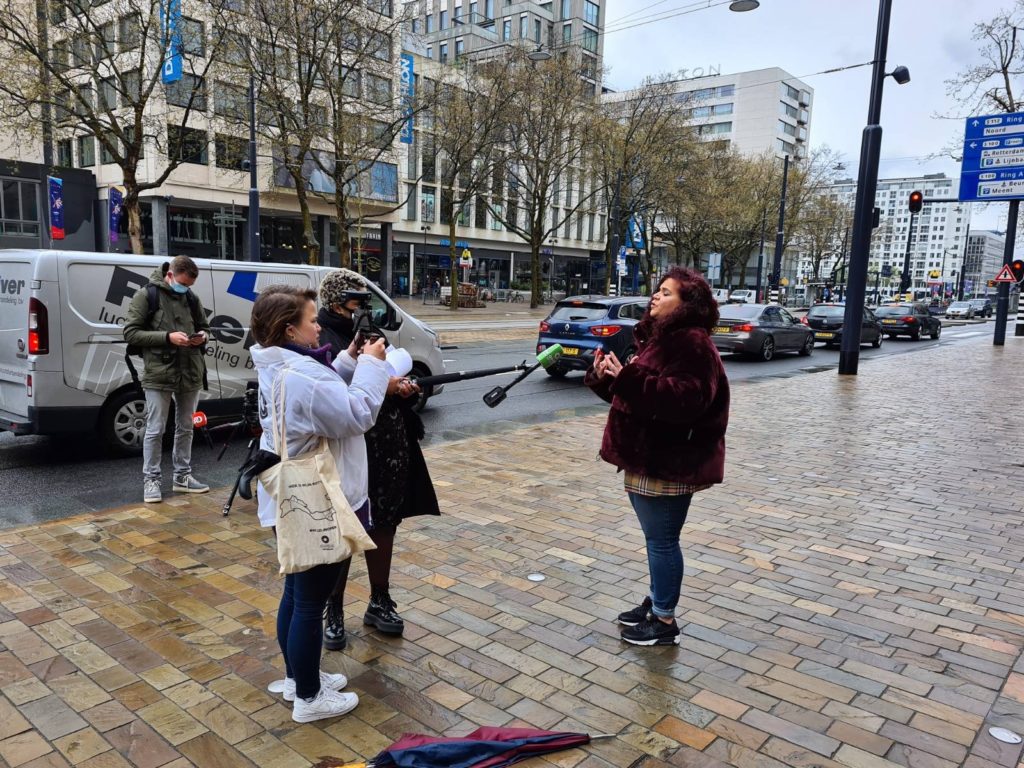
[
  {"left": 908, "top": 190, "right": 924, "bottom": 214},
  {"left": 1012, "top": 259, "right": 1024, "bottom": 282}
]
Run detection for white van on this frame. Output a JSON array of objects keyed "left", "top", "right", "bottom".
[{"left": 0, "top": 250, "right": 446, "bottom": 453}]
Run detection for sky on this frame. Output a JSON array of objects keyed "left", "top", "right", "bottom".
[{"left": 601, "top": 0, "right": 1011, "bottom": 230}]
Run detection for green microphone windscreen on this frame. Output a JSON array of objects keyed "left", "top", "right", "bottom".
[{"left": 537, "top": 344, "right": 563, "bottom": 369}]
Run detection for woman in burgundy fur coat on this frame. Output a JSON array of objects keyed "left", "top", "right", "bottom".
[{"left": 585, "top": 267, "right": 729, "bottom": 646}]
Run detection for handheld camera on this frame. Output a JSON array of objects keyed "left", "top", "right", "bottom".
[{"left": 341, "top": 289, "right": 388, "bottom": 347}]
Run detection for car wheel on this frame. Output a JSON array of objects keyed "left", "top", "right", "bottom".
[
  {"left": 798, "top": 335, "right": 813, "bottom": 356},
  {"left": 100, "top": 388, "right": 148, "bottom": 456},
  {"left": 759, "top": 337, "right": 775, "bottom": 362},
  {"left": 910, "top": 330, "right": 920, "bottom": 341},
  {"left": 931, "top": 325, "right": 941, "bottom": 340},
  {"left": 872, "top": 333, "right": 883, "bottom": 348},
  {"left": 545, "top": 366, "right": 568, "bottom": 378}
]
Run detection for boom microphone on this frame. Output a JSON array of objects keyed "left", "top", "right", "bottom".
[
  {"left": 412, "top": 345, "right": 565, "bottom": 388},
  {"left": 483, "top": 344, "right": 563, "bottom": 408}
]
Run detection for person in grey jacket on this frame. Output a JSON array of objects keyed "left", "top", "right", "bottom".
[
  {"left": 122, "top": 256, "right": 211, "bottom": 504},
  {"left": 250, "top": 284, "right": 389, "bottom": 724}
]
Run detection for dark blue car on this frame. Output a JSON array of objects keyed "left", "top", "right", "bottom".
[{"left": 536, "top": 296, "right": 649, "bottom": 377}]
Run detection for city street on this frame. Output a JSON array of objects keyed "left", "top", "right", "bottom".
[{"left": 0, "top": 323, "right": 996, "bottom": 528}]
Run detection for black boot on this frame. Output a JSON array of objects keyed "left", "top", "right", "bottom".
[
  {"left": 323, "top": 597, "right": 347, "bottom": 651},
  {"left": 363, "top": 590, "right": 404, "bottom": 636}
]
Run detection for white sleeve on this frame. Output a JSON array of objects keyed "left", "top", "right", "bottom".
[
  {"left": 307, "top": 357, "right": 389, "bottom": 438},
  {"left": 332, "top": 350, "right": 357, "bottom": 383}
]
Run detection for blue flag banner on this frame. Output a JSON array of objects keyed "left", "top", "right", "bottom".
[
  {"left": 109, "top": 186, "right": 124, "bottom": 243},
  {"left": 161, "top": 0, "right": 182, "bottom": 84},
  {"left": 399, "top": 53, "right": 415, "bottom": 144},
  {"left": 48, "top": 176, "right": 64, "bottom": 240}
]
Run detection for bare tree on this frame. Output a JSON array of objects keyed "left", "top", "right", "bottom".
[
  {"left": 0, "top": 0, "right": 232, "bottom": 253},
  {"left": 486, "top": 51, "right": 599, "bottom": 308},
  {"left": 946, "top": 3, "right": 1024, "bottom": 117}
]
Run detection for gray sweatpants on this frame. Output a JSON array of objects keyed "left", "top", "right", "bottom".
[{"left": 143, "top": 389, "right": 200, "bottom": 481}]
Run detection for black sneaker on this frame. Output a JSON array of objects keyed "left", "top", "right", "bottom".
[
  {"left": 323, "top": 598, "right": 347, "bottom": 651},
  {"left": 617, "top": 596, "right": 653, "bottom": 627},
  {"left": 621, "top": 617, "right": 680, "bottom": 646},
  {"left": 363, "top": 591, "right": 404, "bottom": 636}
]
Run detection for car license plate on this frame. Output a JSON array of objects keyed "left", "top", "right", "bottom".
[
  {"left": 561, "top": 347, "right": 579, "bottom": 356},
  {"left": 882, "top": 319, "right": 899, "bottom": 324},
  {"left": 713, "top": 326, "right": 730, "bottom": 334},
  {"left": 815, "top": 332, "right": 834, "bottom": 339}
]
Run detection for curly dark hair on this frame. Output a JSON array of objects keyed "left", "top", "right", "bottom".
[{"left": 634, "top": 267, "right": 720, "bottom": 342}]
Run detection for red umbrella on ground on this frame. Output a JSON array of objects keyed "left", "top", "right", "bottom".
[{"left": 362, "top": 726, "right": 606, "bottom": 768}]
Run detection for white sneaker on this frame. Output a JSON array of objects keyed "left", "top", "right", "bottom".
[
  {"left": 143, "top": 479, "right": 162, "bottom": 503},
  {"left": 267, "top": 670, "right": 349, "bottom": 702},
  {"left": 292, "top": 688, "right": 359, "bottom": 723}
]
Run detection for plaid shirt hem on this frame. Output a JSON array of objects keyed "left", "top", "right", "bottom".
[{"left": 624, "top": 471, "right": 712, "bottom": 497}]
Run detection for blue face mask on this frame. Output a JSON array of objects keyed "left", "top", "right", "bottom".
[{"left": 169, "top": 278, "right": 189, "bottom": 294}]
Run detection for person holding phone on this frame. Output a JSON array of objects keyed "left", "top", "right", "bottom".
[
  {"left": 123, "top": 256, "right": 211, "bottom": 504},
  {"left": 315, "top": 269, "right": 440, "bottom": 651},
  {"left": 585, "top": 267, "right": 729, "bottom": 646}
]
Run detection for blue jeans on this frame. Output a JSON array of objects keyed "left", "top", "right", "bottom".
[
  {"left": 277, "top": 560, "right": 346, "bottom": 700},
  {"left": 628, "top": 492, "right": 693, "bottom": 619}
]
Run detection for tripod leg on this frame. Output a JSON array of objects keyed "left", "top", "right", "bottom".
[
  {"left": 216, "top": 420, "right": 245, "bottom": 462},
  {"left": 222, "top": 437, "right": 259, "bottom": 516}
]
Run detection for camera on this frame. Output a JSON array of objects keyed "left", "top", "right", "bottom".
[{"left": 346, "top": 292, "right": 387, "bottom": 345}]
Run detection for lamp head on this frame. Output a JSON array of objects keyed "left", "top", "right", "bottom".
[
  {"left": 890, "top": 65, "right": 911, "bottom": 85},
  {"left": 728, "top": 0, "right": 759, "bottom": 10},
  {"left": 527, "top": 46, "right": 551, "bottom": 61}
]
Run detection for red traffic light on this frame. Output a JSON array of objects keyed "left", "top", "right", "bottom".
[
  {"left": 1012, "top": 260, "right": 1024, "bottom": 282},
  {"left": 908, "top": 190, "right": 924, "bottom": 214}
]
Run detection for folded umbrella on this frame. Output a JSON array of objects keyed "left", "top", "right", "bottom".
[{"left": 369, "top": 726, "right": 598, "bottom": 768}]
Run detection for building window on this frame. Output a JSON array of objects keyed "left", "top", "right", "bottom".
[
  {"left": 454, "top": 4, "right": 463, "bottom": 21},
  {"left": 440, "top": 9, "right": 448, "bottom": 28},
  {"left": 369, "top": 0, "right": 393, "bottom": 16},
  {"left": 411, "top": 17, "right": 418, "bottom": 32},
  {"left": 57, "top": 139, "right": 73, "bottom": 167},
  {"left": 581, "top": 26, "right": 598, "bottom": 52},
  {"left": 168, "top": 125, "right": 208, "bottom": 165},
  {"left": 502, "top": 18, "right": 511, "bottom": 40},
  {"left": 560, "top": 0, "right": 569, "bottom": 17},
  {"left": 77, "top": 136, "right": 95, "bottom": 167},
  {"left": 713, "top": 103, "right": 732, "bottom": 116},
  {"left": 425, "top": 13, "right": 433, "bottom": 32},
  {"left": 534, "top": 18, "right": 541, "bottom": 42},
  {"left": 716, "top": 84, "right": 734, "bottom": 97},
  {"left": 783, "top": 83, "right": 800, "bottom": 100},
  {"left": 181, "top": 17, "right": 204, "bottom": 56},
  {"left": 98, "top": 77, "right": 117, "bottom": 111},
  {"left": 165, "top": 74, "right": 206, "bottom": 110},
  {"left": 581, "top": 54, "right": 596, "bottom": 80},
  {"left": 562, "top": 22, "right": 571, "bottom": 41},
  {"left": 214, "top": 134, "right": 246, "bottom": 169},
  {"left": 421, "top": 186, "right": 436, "bottom": 222},
  {"left": 781, "top": 101, "right": 798, "bottom": 119},
  {"left": 365, "top": 74, "right": 392, "bottom": 104},
  {"left": 369, "top": 30, "right": 391, "bottom": 61},
  {"left": 778, "top": 120, "right": 797, "bottom": 137},
  {"left": 214, "top": 82, "right": 246, "bottom": 119},
  {"left": 484, "top": 0, "right": 493, "bottom": 18},
  {"left": 584, "top": 0, "right": 598, "bottom": 25},
  {"left": 469, "top": 1, "right": 477, "bottom": 19},
  {"left": 697, "top": 122, "right": 731, "bottom": 136},
  {"left": 455, "top": 38, "right": 465, "bottom": 57},
  {"left": 426, "top": 45, "right": 432, "bottom": 59},
  {"left": 405, "top": 183, "right": 417, "bottom": 220},
  {"left": 439, "top": 43, "right": 448, "bottom": 63},
  {"left": 0, "top": 179, "right": 41, "bottom": 238},
  {"left": 95, "top": 21, "right": 116, "bottom": 61},
  {"left": 520, "top": 14, "right": 528, "bottom": 38},
  {"left": 99, "top": 134, "right": 117, "bottom": 164}
]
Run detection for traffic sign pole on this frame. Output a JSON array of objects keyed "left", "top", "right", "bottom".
[{"left": 994, "top": 200, "right": 1018, "bottom": 346}]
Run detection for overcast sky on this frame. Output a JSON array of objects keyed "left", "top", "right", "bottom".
[{"left": 602, "top": 0, "right": 1011, "bottom": 229}]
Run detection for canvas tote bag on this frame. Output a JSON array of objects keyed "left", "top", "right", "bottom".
[{"left": 260, "top": 364, "right": 376, "bottom": 574}]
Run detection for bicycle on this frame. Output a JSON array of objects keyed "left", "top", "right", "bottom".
[{"left": 508, "top": 291, "right": 524, "bottom": 303}]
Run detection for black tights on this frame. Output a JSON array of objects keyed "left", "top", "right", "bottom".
[{"left": 331, "top": 525, "right": 396, "bottom": 604}]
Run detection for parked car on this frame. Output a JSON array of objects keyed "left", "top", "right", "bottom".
[
  {"left": 711, "top": 304, "right": 814, "bottom": 361},
  {"left": 711, "top": 288, "right": 730, "bottom": 305},
  {"left": 944, "top": 301, "right": 975, "bottom": 319},
  {"left": 728, "top": 289, "right": 757, "bottom": 304},
  {"left": 536, "top": 295, "right": 649, "bottom": 377},
  {"left": 968, "top": 298, "right": 994, "bottom": 318},
  {"left": 801, "top": 303, "right": 883, "bottom": 348},
  {"left": 874, "top": 303, "right": 942, "bottom": 340}
]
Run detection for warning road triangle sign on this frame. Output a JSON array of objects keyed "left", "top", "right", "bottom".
[{"left": 994, "top": 264, "right": 1017, "bottom": 282}]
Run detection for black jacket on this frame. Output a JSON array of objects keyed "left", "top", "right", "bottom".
[{"left": 318, "top": 307, "right": 439, "bottom": 526}]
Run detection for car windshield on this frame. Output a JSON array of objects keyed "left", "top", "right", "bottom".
[
  {"left": 808, "top": 306, "right": 845, "bottom": 318},
  {"left": 949, "top": 302, "right": 970, "bottom": 309},
  {"left": 874, "top": 305, "right": 913, "bottom": 317},
  {"left": 548, "top": 303, "right": 608, "bottom": 321},
  {"left": 719, "top": 305, "right": 762, "bottom": 320}
]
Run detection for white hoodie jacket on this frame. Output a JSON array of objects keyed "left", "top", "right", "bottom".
[{"left": 251, "top": 344, "right": 389, "bottom": 528}]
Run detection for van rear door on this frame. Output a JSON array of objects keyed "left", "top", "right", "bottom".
[{"left": 0, "top": 255, "right": 34, "bottom": 426}]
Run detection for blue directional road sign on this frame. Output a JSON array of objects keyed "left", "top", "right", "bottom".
[{"left": 960, "top": 111, "right": 1024, "bottom": 201}]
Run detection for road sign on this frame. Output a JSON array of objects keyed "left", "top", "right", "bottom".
[
  {"left": 960, "top": 111, "right": 1024, "bottom": 201},
  {"left": 994, "top": 264, "right": 1017, "bottom": 282},
  {"left": 707, "top": 252, "right": 722, "bottom": 282}
]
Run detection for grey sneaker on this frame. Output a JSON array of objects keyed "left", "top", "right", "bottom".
[
  {"left": 172, "top": 474, "right": 209, "bottom": 494},
  {"left": 143, "top": 479, "right": 162, "bottom": 503}
]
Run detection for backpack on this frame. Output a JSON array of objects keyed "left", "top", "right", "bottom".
[{"left": 124, "top": 283, "right": 208, "bottom": 392}]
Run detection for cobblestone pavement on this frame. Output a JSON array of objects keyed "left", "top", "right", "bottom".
[{"left": 1, "top": 341, "right": 1023, "bottom": 768}]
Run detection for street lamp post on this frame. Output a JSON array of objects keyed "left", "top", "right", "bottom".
[
  {"left": 899, "top": 212, "right": 917, "bottom": 297},
  {"left": 770, "top": 154, "right": 790, "bottom": 296},
  {"left": 247, "top": 74, "right": 261, "bottom": 262},
  {"left": 420, "top": 225, "right": 429, "bottom": 304},
  {"left": 838, "top": 0, "right": 910, "bottom": 375},
  {"left": 755, "top": 208, "right": 766, "bottom": 302}
]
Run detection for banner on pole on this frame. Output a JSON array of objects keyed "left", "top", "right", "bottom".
[
  {"left": 48, "top": 176, "right": 64, "bottom": 240},
  {"left": 109, "top": 186, "right": 124, "bottom": 243}
]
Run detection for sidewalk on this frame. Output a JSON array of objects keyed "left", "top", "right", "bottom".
[
  {"left": 1, "top": 340, "right": 1023, "bottom": 768},
  {"left": 393, "top": 296, "right": 551, "bottom": 345}
]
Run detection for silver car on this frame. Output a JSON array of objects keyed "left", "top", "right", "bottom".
[
  {"left": 712, "top": 304, "right": 815, "bottom": 361},
  {"left": 944, "top": 301, "right": 975, "bottom": 319}
]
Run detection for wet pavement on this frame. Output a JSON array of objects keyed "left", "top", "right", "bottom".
[{"left": 0, "top": 337, "right": 1022, "bottom": 767}]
